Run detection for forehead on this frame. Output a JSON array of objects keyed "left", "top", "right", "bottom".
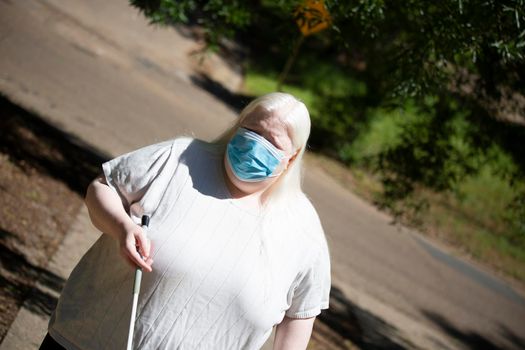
[
  {"left": 242, "top": 107, "right": 284, "bottom": 129},
  {"left": 240, "top": 107, "right": 293, "bottom": 152}
]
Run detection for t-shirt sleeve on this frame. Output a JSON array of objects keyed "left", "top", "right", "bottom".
[
  {"left": 101, "top": 139, "right": 178, "bottom": 216},
  {"left": 285, "top": 239, "right": 331, "bottom": 319}
]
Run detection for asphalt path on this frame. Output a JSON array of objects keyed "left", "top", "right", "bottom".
[{"left": 1, "top": 1, "right": 524, "bottom": 349}]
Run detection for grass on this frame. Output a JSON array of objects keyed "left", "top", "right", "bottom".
[{"left": 243, "top": 70, "right": 525, "bottom": 288}]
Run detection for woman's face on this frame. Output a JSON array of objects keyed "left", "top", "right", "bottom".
[{"left": 223, "top": 106, "right": 297, "bottom": 197}]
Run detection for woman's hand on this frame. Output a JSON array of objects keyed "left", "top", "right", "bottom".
[
  {"left": 118, "top": 222, "right": 154, "bottom": 272},
  {"left": 85, "top": 175, "right": 154, "bottom": 272}
]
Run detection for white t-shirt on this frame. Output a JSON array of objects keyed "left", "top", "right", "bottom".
[{"left": 48, "top": 137, "right": 331, "bottom": 349}]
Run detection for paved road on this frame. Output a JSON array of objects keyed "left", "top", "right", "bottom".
[{"left": 1, "top": 1, "right": 524, "bottom": 349}]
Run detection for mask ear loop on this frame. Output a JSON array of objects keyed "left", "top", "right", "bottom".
[{"left": 270, "top": 148, "right": 299, "bottom": 177}]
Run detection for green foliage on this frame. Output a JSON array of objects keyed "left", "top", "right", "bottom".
[
  {"left": 330, "top": 0, "right": 525, "bottom": 97},
  {"left": 379, "top": 96, "right": 478, "bottom": 195},
  {"left": 339, "top": 105, "right": 416, "bottom": 165},
  {"left": 130, "top": 0, "right": 524, "bottom": 96},
  {"left": 130, "top": 0, "right": 252, "bottom": 47}
]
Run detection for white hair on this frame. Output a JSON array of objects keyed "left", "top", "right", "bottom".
[{"left": 213, "top": 92, "right": 311, "bottom": 207}]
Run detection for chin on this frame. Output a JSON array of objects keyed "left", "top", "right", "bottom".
[
  {"left": 234, "top": 175, "right": 273, "bottom": 194},
  {"left": 224, "top": 158, "right": 275, "bottom": 195}
]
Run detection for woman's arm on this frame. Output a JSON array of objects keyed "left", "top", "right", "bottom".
[
  {"left": 273, "top": 316, "right": 316, "bottom": 350},
  {"left": 85, "top": 175, "right": 153, "bottom": 271}
]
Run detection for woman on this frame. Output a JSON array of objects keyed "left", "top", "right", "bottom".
[{"left": 43, "top": 92, "right": 331, "bottom": 349}]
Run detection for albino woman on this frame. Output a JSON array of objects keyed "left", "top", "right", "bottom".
[{"left": 43, "top": 92, "right": 331, "bottom": 349}]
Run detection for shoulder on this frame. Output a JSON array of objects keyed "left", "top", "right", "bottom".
[
  {"left": 170, "top": 136, "right": 196, "bottom": 152},
  {"left": 284, "top": 194, "right": 331, "bottom": 279},
  {"left": 148, "top": 136, "right": 217, "bottom": 163},
  {"left": 170, "top": 136, "right": 224, "bottom": 158},
  {"left": 286, "top": 193, "right": 329, "bottom": 255},
  {"left": 294, "top": 193, "right": 324, "bottom": 238},
  {"left": 126, "top": 136, "right": 194, "bottom": 158},
  {"left": 114, "top": 136, "right": 211, "bottom": 170},
  {"left": 296, "top": 195, "right": 331, "bottom": 266}
]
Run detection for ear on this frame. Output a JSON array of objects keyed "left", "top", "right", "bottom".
[{"left": 285, "top": 149, "right": 301, "bottom": 170}]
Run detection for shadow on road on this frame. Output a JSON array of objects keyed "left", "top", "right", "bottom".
[
  {"left": 190, "top": 74, "right": 254, "bottom": 113},
  {"left": 0, "top": 95, "right": 109, "bottom": 196},
  {"left": 421, "top": 309, "right": 525, "bottom": 350},
  {"left": 499, "top": 324, "right": 525, "bottom": 350},
  {"left": 0, "top": 231, "right": 65, "bottom": 317},
  {"left": 316, "top": 285, "right": 412, "bottom": 349}
]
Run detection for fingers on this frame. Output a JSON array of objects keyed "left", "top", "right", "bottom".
[
  {"left": 121, "top": 250, "right": 153, "bottom": 272},
  {"left": 144, "top": 256, "right": 154, "bottom": 267},
  {"left": 136, "top": 230, "right": 151, "bottom": 258},
  {"left": 119, "top": 228, "right": 154, "bottom": 272},
  {"left": 126, "top": 237, "right": 153, "bottom": 272}
]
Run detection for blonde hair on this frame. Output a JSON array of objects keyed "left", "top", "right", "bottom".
[{"left": 213, "top": 92, "right": 311, "bottom": 207}]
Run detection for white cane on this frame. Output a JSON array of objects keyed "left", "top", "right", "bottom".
[{"left": 126, "top": 215, "right": 150, "bottom": 350}]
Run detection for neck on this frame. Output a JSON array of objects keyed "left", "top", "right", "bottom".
[
  {"left": 220, "top": 153, "right": 281, "bottom": 211},
  {"left": 221, "top": 162, "right": 263, "bottom": 200}
]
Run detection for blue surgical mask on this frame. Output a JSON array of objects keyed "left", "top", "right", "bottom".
[{"left": 226, "top": 127, "right": 286, "bottom": 182}]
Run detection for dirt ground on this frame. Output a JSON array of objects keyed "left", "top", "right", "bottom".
[{"left": 0, "top": 96, "right": 104, "bottom": 343}]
